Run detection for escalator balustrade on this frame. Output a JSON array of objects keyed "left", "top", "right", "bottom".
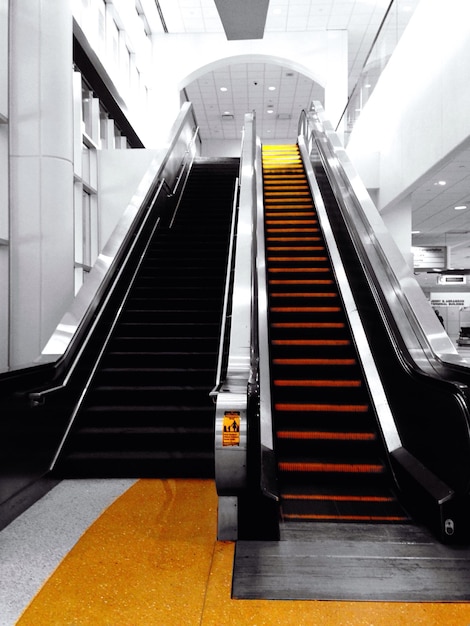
[
  {"left": 262, "top": 144, "right": 409, "bottom": 523},
  {"left": 54, "top": 158, "right": 238, "bottom": 478}
]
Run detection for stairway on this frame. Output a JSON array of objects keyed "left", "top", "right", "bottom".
[
  {"left": 262, "top": 145, "right": 408, "bottom": 523},
  {"left": 54, "top": 158, "right": 239, "bottom": 478}
]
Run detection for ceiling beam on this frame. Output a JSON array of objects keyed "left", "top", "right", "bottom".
[{"left": 214, "top": 0, "right": 270, "bottom": 40}]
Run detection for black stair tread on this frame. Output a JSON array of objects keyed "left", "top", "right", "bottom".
[
  {"left": 77, "top": 426, "right": 213, "bottom": 435},
  {"left": 83, "top": 404, "right": 214, "bottom": 412},
  {"left": 99, "top": 367, "right": 214, "bottom": 373},
  {"left": 64, "top": 450, "right": 214, "bottom": 461}
]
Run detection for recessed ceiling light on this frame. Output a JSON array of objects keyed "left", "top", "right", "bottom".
[
  {"left": 455, "top": 205, "right": 468, "bottom": 210},
  {"left": 268, "top": 86, "right": 276, "bottom": 91},
  {"left": 267, "top": 108, "right": 274, "bottom": 114},
  {"left": 220, "top": 87, "right": 228, "bottom": 92},
  {"left": 412, "top": 230, "right": 421, "bottom": 234},
  {"left": 434, "top": 180, "right": 446, "bottom": 186}
]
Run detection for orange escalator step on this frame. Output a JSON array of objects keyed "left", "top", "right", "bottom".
[
  {"left": 271, "top": 322, "right": 344, "bottom": 328},
  {"left": 273, "top": 357, "right": 355, "bottom": 365},
  {"left": 267, "top": 247, "right": 324, "bottom": 252},
  {"left": 265, "top": 212, "right": 315, "bottom": 218},
  {"left": 275, "top": 403, "right": 369, "bottom": 413},
  {"left": 270, "top": 306, "right": 341, "bottom": 313},
  {"left": 274, "top": 379, "right": 360, "bottom": 387},
  {"left": 266, "top": 222, "right": 318, "bottom": 229},
  {"left": 279, "top": 461, "right": 384, "bottom": 473},
  {"left": 277, "top": 430, "right": 375, "bottom": 441},
  {"left": 282, "top": 513, "right": 408, "bottom": 522},
  {"left": 270, "top": 292, "right": 338, "bottom": 298},
  {"left": 266, "top": 228, "right": 319, "bottom": 233},
  {"left": 282, "top": 493, "right": 393, "bottom": 502},
  {"left": 272, "top": 339, "right": 349, "bottom": 346},
  {"left": 266, "top": 237, "right": 321, "bottom": 242}
]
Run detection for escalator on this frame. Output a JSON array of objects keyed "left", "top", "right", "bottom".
[
  {"left": 53, "top": 157, "right": 239, "bottom": 478},
  {"left": 231, "top": 138, "right": 470, "bottom": 601},
  {"left": 261, "top": 144, "right": 409, "bottom": 524}
]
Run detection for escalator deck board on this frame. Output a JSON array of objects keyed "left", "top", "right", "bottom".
[{"left": 232, "top": 522, "right": 470, "bottom": 601}]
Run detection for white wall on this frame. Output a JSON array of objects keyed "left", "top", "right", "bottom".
[
  {"left": 98, "top": 149, "right": 163, "bottom": 245},
  {"left": 348, "top": 0, "right": 470, "bottom": 216},
  {"left": 201, "top": 140, "right": 241, "bottom": 158}
]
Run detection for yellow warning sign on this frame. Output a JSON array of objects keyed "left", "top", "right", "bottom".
[{"left": 222, "top": 411, "right": 241, "bottom": 447}]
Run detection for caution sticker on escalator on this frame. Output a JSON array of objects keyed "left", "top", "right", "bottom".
[{"left": 222, "top": 411, "right": 240, "bottom": 446}]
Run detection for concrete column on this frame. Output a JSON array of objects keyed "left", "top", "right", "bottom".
[{"left": 9, "top": 0, "right": 74, "bottom": 365}]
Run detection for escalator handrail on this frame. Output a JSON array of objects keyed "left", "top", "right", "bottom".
[
  {"left": 254, "top": 136, "right": 278, "bottom": 501},
  {"left": 48, "top": 192, "right": 165, "bottom": 468},
  {"left": 210, "top": 176, "right": 239, "bottom": 397},
  {"left": 25, "top": 102, "right": 199, "bottom": 400},
  {"left": 300, "top": 104, "right": 470, "bottom": 501},
  {"left": 302, "top": 101, "right": 467, "bottom": 374},
  {"left": 29, "top": 179, "right": 166, "bottom": 407},
  {"left": 297, "top": 136, "right": 402, "bottom": 455}
]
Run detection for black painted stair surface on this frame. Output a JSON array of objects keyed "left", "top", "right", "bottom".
[
  {"left": 54, "top": 157, "right": 239, "bottom": 478},
  {"left": 262, "top": 145, "right": 408, "bottom": 524}
]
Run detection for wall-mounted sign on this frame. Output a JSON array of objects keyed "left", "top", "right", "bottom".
[
  {"left": 437, "top": 275, "right": 466, "bottom": 285},
  {"left": 413, "top": 246, "right": 446, "bottom": 269},
  {"left": 430, "top": 292, "right": 470, "bottom": 307}
]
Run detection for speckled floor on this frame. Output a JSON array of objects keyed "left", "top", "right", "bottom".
[{"left": 3, "top": 479, "right": 470, "bottom": 625}]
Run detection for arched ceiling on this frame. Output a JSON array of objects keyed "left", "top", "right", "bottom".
[{"left": 184, "top": 62, "right": 324, "bottom": 142}]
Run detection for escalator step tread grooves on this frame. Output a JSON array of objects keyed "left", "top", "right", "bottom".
[
  {"left": 54, "top": 159, "right": 239, "bottom": 479},
  {"left": 262, "top": 144, "right": 409, "bottom": 524}
]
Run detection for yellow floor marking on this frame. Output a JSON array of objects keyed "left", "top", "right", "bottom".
[{"left": 16, "top": 478, "right": 470, "bottom": 625}]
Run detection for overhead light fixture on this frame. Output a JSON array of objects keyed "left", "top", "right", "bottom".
[
  {"left": 220, "top": 87, "right": 228, "bottom": 92},
  {"left": 267, "top": 108, "right": 274, "bottom": 114},
  {"left": 268, "top": 86, "right": 276, "bottom": 91},
  {"left": 455, "top": 205, "right": 468, "bottom": 210},
  {"left": 434, "top": 180, "right": 446, "bottom": 186}
]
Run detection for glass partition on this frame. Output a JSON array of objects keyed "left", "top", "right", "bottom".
[{"left": 340, "top": 0, "right": 420, "bottom": 144}]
